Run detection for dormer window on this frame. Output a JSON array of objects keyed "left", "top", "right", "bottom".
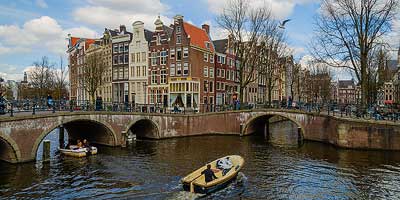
[{"left": 205, "top": 42, "right": 210, "bottom": 49}]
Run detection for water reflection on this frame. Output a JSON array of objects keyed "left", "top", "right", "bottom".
[{"left": 0, "top": 123, "right": 400, "bottom": 199}]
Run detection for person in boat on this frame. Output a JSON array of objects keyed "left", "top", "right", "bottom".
[
  {"left": 83, "top": 139, "right": 92, "bottom": 153},
  {"left": 217, "top": 157, "right": 233, "bottom": 176},
  {"left": 75, "top": 139, "right": 83, "bottom": 149},
  {"left": 201, "top": 164, "right": 218, "bottom": 183}
]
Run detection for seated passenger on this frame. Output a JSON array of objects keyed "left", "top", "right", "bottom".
[
  {"left": 216, "top": 157, "right": 233, "bottom": 175},
  {"left": 83, "top": 139, "right": 90, "bottom": 148},
  {"left": 201, "top": 164, "right": 218, "bottom": 183},
  {"left": 76, "top": 139, "right": 83, "bottom": 149}
]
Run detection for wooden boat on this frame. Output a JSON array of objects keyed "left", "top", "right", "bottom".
[
  {"left": 59, "top": 146, "right": 97, "bottom": 158},
  {"left": 181, "top": 155, "right": 244, "bottom": 194}
]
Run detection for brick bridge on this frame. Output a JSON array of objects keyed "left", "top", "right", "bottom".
[{"left": 1, "top": 109, "right": 400, "bottom": 163}]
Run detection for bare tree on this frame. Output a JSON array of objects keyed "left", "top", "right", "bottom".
[
  {"left": 30, "top": 56, "right": 54, "bottom": 99},
  {"left": 83, "top": 46, "right": 106, "bottom": 107},
  {"left": 311, "top": 0, "right": 398, "bottom": 108},
  {"left": 54, "top": 56, "right": 69, "bottom": 100},
  {"left": 217, "top": 0, "right": 270, "bottom": 105},
  {"left": 307, "top": 62, "right": 332, "bottom": 104},
  {"left": 258, "top": 22, "right": 291, "bottom": 106}
]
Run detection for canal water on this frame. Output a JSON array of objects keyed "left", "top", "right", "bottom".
[{"left": 1, "top": 121, "right": 400, "bottom": 199}]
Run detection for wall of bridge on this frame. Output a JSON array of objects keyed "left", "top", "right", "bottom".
[{"left": 0, "top": 110, "right": 400, "bottom": 163}]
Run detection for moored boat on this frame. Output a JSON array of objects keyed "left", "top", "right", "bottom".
[
  {"left": 181, "top": 155, "right": 244, "bottom": 194},
  {"left": 59, "top": 146, "right": 97, "bottom": 158}
]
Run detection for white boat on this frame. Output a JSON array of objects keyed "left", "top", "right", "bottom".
[{"left": 59, "top": 146, "right": 97, "bottom": 157}]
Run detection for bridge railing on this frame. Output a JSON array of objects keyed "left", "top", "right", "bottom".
[{"left": 1, "top": 99, "right": 399, "bottom": 122}]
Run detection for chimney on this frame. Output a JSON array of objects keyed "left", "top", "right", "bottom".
[
  {"left": 120, "top": 25, "right": 126, "bottom": 33},
  {"left": 202, "top": 24, "right": 210, "bottom": 34}
]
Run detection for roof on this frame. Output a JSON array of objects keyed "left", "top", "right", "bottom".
[
  {"left": 163, "top": 25, "right": 173, "bottom": 37},
  {"left": 144, "top": 29, "right": 154, "bottom": 42},
  {"left": 183, "top": 22, "right": 214, "bottom": 51},
  {"left": 213, "top": 39, "right": 228, "bottom": 54},
  {"left": 338, "top": 80, "right": 355, "bottom": 88},
  {"left": 70, "top": 37, "right": 80, "bottom": 47}
]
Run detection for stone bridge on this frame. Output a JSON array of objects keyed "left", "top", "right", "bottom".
[{"left": 1, "top": 109, "right": 400, "bottom": 163}]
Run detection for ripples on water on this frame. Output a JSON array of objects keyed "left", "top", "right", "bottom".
[{"left": 1, "top": 121, "right": 400, "bottom": 199}]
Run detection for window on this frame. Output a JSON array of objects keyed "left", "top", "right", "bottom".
[
  {"left": 204, "top": 53, "right": 208, "bottom": 62},
  {"left": 204, "top": 67, "right": 208, "bottom": 77},
  {"left": 209, "top": 96, "right": 214, "bottom": 104},
  {"left": 210, "top": 54, "right": 214, "bottom": 63},
  {"left": 131, "top": 53, "right": 135, "bottom": 63},
  {"left": 136, "top": 66, "right": 140, "bottom": 77},
  {"left": 177, "top": 35, "right": 181, "bottom": 43},
  {"left": 113, "top": 68, "right": 118, "bottom": 80},
  {"left": 204, "top": 80, "right": 208, "bottom": 92},
  {"left": 119, "top": 44, "right": 124, "bottom": 52},
  {"left": 113, "top": 44, "right": 118, "bottom": 53},
  {"left": 177, "top": 48, "right": 182, "bottom": 61},
  {"left": 226, "top": 70, "right": 230, "bottom": 80},
  {"left": 118, "top": 67, "right": 123, "bottom": 79},
  {"left": 221, "top": 69, "right": 225, "bottom": 78},
  {"left": 221, "top": 56, "right": 226, "bottom": 64},
  {"left": 141, "top": 52, "right": 146, "bottom": 62},
  {"left": 177, "top": 63, "right": 182, "bottom": 75},
  {"left": 136, "top": 53, "right": 140, "bottom": 62},
  {"left": 183, "top": 62, "right": 189, "bottom": 75},
  {"left": 203, "top": 96, "right": 208, "bottom": 104},
  {"left": 205, "top": 42, "right": 210, "bottom": 49},
  {"left": 113, "top": 55, "right": 118, "bottom": 65},
  {"left": 124, "top": 43, "right": 129, "bottom": 52},
  {"left": 124, "top": 66, "right": 128, "bottom": 79},
  {"left": 170, "top": 48, "right": 175, "bottom": 59},
  {"left": 177, "top": 26, "right": 181, "bottom": 33},
  {"left": 216, "top": 69, "right": 220, "bottom": 77},
  {"left": 151, "top": 52, "right": 157, "bottom": 66},
  {"left": 119, "top": 55, "right": 124, "bottom": 64},
  {"left": 209, "top": 68, "right": 214, "bottom": 78},
  {"left": 217, "top": 55, "right": 221, "bottom": 63},
  {"left": 142, "top": 66, "right": 146, "bottom": 76},
  {"left": 170, "top": 64, "right": 175, "bottom": 76},
  {"left": 209, "top": 81, "right": 213, "bottom": 93},
  {"left": 160, "top": 69, "right": 167, "bottom": 84},
  {"left": 151, "top": 70, "right": 158, "bottom": 84},
  {"left": 183, "top": 47, "right": 189, "bottom": 58},
  {"left": 160, "top": 51, "right": 167, "bottom": 65},
  {"left": 124, "top": 54, "right": 129, "bottom": 64}
]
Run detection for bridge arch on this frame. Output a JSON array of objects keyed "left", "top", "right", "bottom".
[
  {"left": 0, "top": 132, "right": 21, "bottom": 163},
  {"left": 243, "top": 112, "right": 305, "bottom": 139},
  {"left": 31, "top": 117, "right": 118, "bottom": 160},
  {"left": 126, "top": 117, "right": 160, "bottom": 139}
]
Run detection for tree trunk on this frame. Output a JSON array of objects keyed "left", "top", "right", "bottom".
[{"left": 239, "top": 86, "right": 244, "bottom": 109}]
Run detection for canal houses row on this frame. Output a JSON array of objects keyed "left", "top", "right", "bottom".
[{"left": 67, "top": 14, "right": 291, "bottom": 110}]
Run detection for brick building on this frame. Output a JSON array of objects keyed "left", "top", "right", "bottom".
[
  {"left": 168, "top": 15, "right": 214, "bottom": 111},
  {"left": 147, "top": 16, "right": 173, "bottom": 107}
]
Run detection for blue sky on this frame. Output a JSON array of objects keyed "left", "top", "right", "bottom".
[{"left": 0, "top": 0, "right": 322, "bottom": 81}]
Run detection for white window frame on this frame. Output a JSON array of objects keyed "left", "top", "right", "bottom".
[{"left": 204, "top": 67, "right": 208, "bottom": 77}]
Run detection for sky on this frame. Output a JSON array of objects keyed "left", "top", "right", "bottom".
[{"left": 0, "top": 0, "right": 397, "bottom": 81}]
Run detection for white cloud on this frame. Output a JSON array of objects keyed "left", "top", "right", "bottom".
[
  {"left": 36, "top": 0, "right": 48, "bottom": 8},
  {"left": 206, "top": 0, "right": 319, "bottom": 20},
  {"left": 0, "top": 64, "right": 28, "bottom": 81},
  {"left": 0, "top": 16, "right": 99, "bottom": 56},
  {"left": 73, "top": 0, "right": 172, "bottom": 30}
]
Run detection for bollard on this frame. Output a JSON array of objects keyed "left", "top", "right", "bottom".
[
  {"left": 42, "top": 140, "right": 51, "bottom": 162},
  {"left": 297, "top": 127, "right": 303, "bottom": 145},
  {"left": 59, "top": 125, "right": 65, "bottom": 148}
]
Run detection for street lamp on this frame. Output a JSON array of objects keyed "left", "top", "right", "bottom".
[{"left": 143, "top": 82, "right": 147, "bottom": 105}]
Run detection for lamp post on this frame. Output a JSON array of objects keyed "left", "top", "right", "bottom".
[{"left": 143, "top": 82, "right": 148, "bottom": 105}]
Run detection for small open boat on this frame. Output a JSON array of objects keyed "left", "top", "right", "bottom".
[
  {"left": 59, "top": 146, "right": 97, "bottom": 158},
  {"left": 181, "top": 155, "right": 244, "bottom": 194}
]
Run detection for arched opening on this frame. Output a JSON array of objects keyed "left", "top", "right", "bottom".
[
  {"left": 33, "top": 119, "right": 117, "bottom": 161},
  {"left": 63, "top": 120, "right": 116, "bottom": 146},
  {"left": 128, "top": 119, "right": 159, "bottom": 140},
  {"left": 0, "top": 137, "right": 18, "bottom": 163},
  {"left": 244, "top": 114, "right": 304, "bottom": 146}
]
